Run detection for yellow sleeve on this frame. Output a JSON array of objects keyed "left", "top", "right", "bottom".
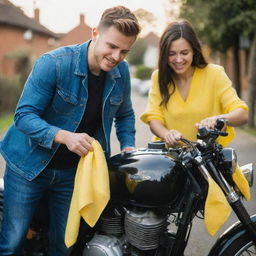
[
  {"left": 216, "top": 67, "right": 248, "bottom": 113},
  {"left": 215, "top": 66, "right": 248, "bottom": 147},
  {"left": 140, "top": 70, "right": 165, "bottom": 125}
]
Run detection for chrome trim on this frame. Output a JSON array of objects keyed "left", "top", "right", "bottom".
[{"left": 0, "top": 178, "right": 3, "bottom": 190}]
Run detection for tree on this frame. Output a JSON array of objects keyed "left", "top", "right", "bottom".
[
  {"left": 133, "top": 8, "right": 157, "bottom": 35},
  {"left": 180, "top": 0, "right": 256, "bottom": 127},
  {"left": 126, "top": 38, "right": 147, "bottom": 66},
  {"left": 248, "top": 34, "right": 256, "bottom": 128},
  {"left": 164, "top": 0, "right": 182, "bottom": 22},
  {"left": 134, "top": 8, "right": 156, "bottom": 31}
]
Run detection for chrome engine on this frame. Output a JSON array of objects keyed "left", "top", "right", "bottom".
[{"left": 83, "top": 208, "right": 167, "bottom": 256}]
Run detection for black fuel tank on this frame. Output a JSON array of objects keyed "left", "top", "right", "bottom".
[{"left": 107, "top": 144, "right": 185, "bottom": 207}]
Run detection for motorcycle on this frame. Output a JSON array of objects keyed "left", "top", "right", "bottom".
[{"left": 0, "top": 118, "right": 255, "bottom": 255}]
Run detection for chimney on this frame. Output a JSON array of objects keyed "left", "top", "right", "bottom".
[
  {"left": 34, "top": 8, "right": 40, "bottom": 23},
  {"left": 80, "top": 14, "right": 85, "bottom": 25}
]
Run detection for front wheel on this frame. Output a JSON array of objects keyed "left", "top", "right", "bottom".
[{"left": 221, "top": 234, "right": 256, "bottom": 255}]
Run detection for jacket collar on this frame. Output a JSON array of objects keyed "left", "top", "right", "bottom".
[{"left": 74, "top": 40, "right": 121, "bottom": 79}]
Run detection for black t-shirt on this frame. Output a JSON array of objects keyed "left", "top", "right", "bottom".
[{"left": 46, "top": 70, "right": 106, "bottom": 169}]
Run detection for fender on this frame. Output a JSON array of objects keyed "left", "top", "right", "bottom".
[{"left": 208, "top": 214, "right": 256, "bottom": 256}]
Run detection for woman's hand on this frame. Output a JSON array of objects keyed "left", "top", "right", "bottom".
[
  {"left": 195, "top": 116, "right": 220, "bottom": 130},
  {"left": 195, "top": 108, "right": 248, "bottom": 130},
  {"left": 163, "top": 129, "right": 182, "bottom": 146},
  {"left": 149, "top": 120, "right": 182, "bottom": 146}
]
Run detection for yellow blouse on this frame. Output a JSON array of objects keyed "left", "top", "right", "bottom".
[{"left": 140, "top": 64, "right": 248, "bottom": 147}]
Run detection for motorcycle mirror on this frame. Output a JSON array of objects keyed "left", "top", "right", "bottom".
[{"left": 215, "top": 118, "right": 226, "bottom": 130}]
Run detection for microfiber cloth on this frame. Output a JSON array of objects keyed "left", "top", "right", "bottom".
[
  {"left": 204, "top": 177, "right": 231, "bottom": 236},
  {"left": 232, "top": 165, "right": 250, "bottom": 200},
  {"left": 65, "top": 140, "right": 110, "bottom": 248}
]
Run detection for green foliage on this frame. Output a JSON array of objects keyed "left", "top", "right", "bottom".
[
  {"left": 6, "top": 48, "right": 32, "bottom": 89},
  {"left": 0, "top": 76, "right": 20, "bottom": 116},
  {"left": 180, "top": 0, "right": 211, "bottom": 44},
  {"left": 180, "top": 0, "right": 256, "bottom": 53},
  {"left": 135, "top": 65, "right": 153, "bottom": 80},
  {"left": 0, "top": 49, "right": 32, "bottom": 134},
  {"left": 0, "top": 114, "right": 13, "bottom": 133},
  {"left": 126, "top": 38, "right": 147, "bottom": 66}
]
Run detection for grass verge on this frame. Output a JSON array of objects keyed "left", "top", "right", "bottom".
[{"left": 239, "top": 126, "right": 256, "bottom": 137}]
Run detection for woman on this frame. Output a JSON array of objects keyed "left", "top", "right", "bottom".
[{"left": 140, "top": 20, "right": 248, "bottom": 147}]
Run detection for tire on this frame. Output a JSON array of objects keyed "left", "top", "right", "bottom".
[{"left": 221, "top": 233, "right": 256, "bottom": 256}]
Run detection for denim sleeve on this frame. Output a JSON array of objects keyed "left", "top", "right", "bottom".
[
  {"left": 114, "top": 63, "right": 136, "bottom": 150},
  {"left": 14, "top": 54, "right": 61, "bottom": 149}
]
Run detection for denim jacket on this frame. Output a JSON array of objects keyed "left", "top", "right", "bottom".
[{"left": 0, "top": 41, "right": 135, "bottom": 181}]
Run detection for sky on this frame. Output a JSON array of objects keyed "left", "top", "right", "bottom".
[{"left": 8, "top": 0, "right": 180, "bottom": 35}]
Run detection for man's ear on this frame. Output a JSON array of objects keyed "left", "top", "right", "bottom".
[{"left": 91, "top": 27, "right": 99, "bottom": 42}]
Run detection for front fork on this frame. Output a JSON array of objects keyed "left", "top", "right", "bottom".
[
  {"left": 195, "top": 156, "right": 256, "bottom": 244},
  {"left": 165, "top": 168, "right": 203, "bottom": 256}
]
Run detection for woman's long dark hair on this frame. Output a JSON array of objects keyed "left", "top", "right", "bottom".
[{"left": 158, "top": 20, "right": 207, "bottom": 106}]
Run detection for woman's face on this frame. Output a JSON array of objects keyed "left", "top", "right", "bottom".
[{"left": 168, "top": 38, "right": 194, "bottom": 76}]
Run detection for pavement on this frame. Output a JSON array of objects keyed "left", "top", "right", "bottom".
[{"left": 0, "top": 90, "right": 256, "bottom": 255}]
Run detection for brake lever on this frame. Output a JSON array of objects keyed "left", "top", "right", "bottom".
[
  {"left": 197, "top": 126, "right": 228, "bottom": 140},
  {"left": 219, "top": 131, "right": 228, "bottom": 136}
]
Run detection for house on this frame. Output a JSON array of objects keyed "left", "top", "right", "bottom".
[
  {"left": 142, "top": 32, "right": 159, "bottom": 69},
  {"left": 60, "top": 14, "right": 91, "bottom": 46},
  {"left": 0, "top": 0, "right": 59, "bottom": 76}
]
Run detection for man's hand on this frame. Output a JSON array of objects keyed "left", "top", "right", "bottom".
[
  {"left": 122, "top": 147, "right": 135, "bottom": 152},
  {"left": 55, "top": 130, "right": 94, "bottom": 156}
]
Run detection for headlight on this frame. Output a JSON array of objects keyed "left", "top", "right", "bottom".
[
  {"left": 240, "top": 163, "right": 254, "bottom": 187},
  {"left": 220, "top": 148, "right": 237, "bottom": 174}
]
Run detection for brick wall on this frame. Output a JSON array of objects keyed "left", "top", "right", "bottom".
[{"left": 0, "top": 25, "right": 57, "bottom": 76}]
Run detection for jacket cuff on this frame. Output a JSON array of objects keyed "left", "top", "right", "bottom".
[{"left": 39, "top": 126, "right": 61, "bottom": 149}]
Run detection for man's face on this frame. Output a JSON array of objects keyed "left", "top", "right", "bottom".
[{"left": 90, "top": 26, "right": 136, "bottom": 75}]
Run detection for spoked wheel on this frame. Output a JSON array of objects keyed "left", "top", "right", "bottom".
[
  {"left": 222, "top": 234, "right": 256, "bottom": 256},
  {"left": 234, "top": 241, "right": 256, "bottom": 256}
]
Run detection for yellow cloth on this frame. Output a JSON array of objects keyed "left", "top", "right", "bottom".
[
  {"left": 65, "top": 140, "right": 110, "bottom": 248},
  {"left": 233, "top": 165, "right": 250, "bottom": 200},
  {"left": 140, "top": 64, "right": 248, "bottom": 147},
  {"left": 205, "top": 177, "right": 231, "bottom": 236}
]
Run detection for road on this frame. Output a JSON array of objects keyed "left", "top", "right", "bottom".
[{"left": 0, "top": 89, "right": 256, "bottom": 255}]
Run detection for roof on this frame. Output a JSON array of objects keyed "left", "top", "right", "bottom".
[
  {"left": 0, "top": 0, "right": 58, "bottom": 38},
  {"left": 143, "top": 32, "right": 159, "bottom": 47}
]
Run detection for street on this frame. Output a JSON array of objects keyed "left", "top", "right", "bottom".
[{"left": 0, "top": 89, "right": 256, "bottom": 255}]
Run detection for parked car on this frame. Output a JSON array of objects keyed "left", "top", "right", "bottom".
[{"left": 138, "top": 79, "right": 151, "bottom": 96}]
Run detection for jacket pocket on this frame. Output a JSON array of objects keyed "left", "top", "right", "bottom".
[
  {"left": 108, "top": 96, "right": 123, "bottom": 118},
  {"left": 52, "top": 89, "right": 78, "bottom": 115}
]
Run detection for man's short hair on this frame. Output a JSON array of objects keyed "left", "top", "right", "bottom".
[{"left": 98, "top": 6, "right": 141, "bottom": 37}]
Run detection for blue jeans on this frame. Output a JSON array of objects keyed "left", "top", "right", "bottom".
[{"left": 0, "top": 165, "right": 76, "bottom": 256}]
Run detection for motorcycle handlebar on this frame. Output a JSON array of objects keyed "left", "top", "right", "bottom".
[{"left": 167, "top": 119, "right": 229, "bottom": 155}]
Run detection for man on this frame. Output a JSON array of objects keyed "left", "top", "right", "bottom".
[{"left": 0, "top": 6, "right": 140, "bottom": 255}]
